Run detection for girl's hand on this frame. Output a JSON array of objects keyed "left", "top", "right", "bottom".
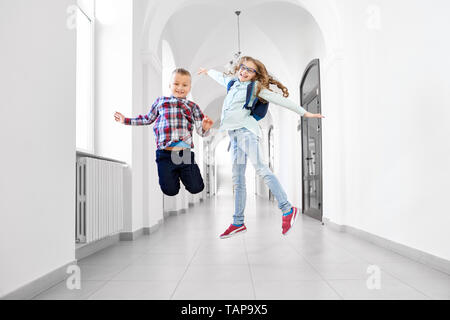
[
  {"left": 114, "top": 111, "right": 125, "bottom": 124},
  {"left": 304, "top": 112, "right": 325, "bottom": 119},
  {"left": 202, "top": 115, "right": 214, "bottom": 131},
  {"left": 197, "top": 68, "right": 209, "bottom": 76}
]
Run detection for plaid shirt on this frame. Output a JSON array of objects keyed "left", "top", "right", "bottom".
[{"left": 124, "top": 96, "right": 210, "bottom": 150}]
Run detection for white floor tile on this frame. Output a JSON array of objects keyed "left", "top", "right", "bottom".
[
  {"left": 32, "top": 280, "right": 107, "bottom": 300},
  {"left": 111, "top": 265, "right": 187, "bottom": 281},
  {"left": 172, "top": 280, "right": 255, "bottom": 300},
  {"left": 250, "top": 264, "right": 322, "bottom": 281},
  {"left": 327, "top": 279, "right": 429, "bottom": 300},
  {"left": 78, "top": 249, "right": 145, "bottom": 266},
  {"left": 78, "top": 264, "right": 130, "bottom": 281},
  {"left": 253, "top": 280, "right": 341, "bottom": 300},
  {"left": 132, "top": 252, "right": 194, "bottom": 266},
  {"left": 379, "top": 261, "right": 450, "bottom": 281},
  {"left": 404, "top": 277, "right": 450, "bottom": 300},
  {"left": 191, "top": 250, "right": 248, "bottom": 265},
  {"left": 88, "top": 281, "right": 178, "bottom": 300},
  {"left": 312, "top": 263, "right": 397, "bottom": 281},
  {"left": 182, "top": 265, "right": 252, "bottom": 282}
]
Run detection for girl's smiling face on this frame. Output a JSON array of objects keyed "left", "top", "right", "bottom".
[{"left": 238, "top": 60, "right": 258, "bottom": 82}]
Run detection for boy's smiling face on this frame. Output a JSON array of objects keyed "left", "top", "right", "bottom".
[{"left": 170, "top": 73, "right": 191, "bottom": 98}]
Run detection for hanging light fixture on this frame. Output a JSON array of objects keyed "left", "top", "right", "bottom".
[{"left": 225, "top": 10, "right": 242, "bottom": 73}]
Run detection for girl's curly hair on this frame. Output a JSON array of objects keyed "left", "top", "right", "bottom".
[{"left": 225, "top": 56, "right": 289, "bottom": 103}]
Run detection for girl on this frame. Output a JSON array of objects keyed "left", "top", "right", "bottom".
[{"left": 198, "top": 56, "right": 324, "bottom": 238}]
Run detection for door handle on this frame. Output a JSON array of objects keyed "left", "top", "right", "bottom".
[{"left": 306, "top": 157, "right": 313, "bottom": 160}]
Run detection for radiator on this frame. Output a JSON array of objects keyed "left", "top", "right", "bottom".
[{"left": 76, "top": 157, "right": 124, "bottom": 244}]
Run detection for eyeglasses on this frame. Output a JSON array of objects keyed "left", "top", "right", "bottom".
[{"left": 239, "top": 64, "right": 257, "bottom": 74}]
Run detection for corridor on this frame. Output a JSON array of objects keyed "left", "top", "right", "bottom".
[
  {"left": 33, "top": 195, "right": 449, "bottom": 300},
  {"left": 2, "top": 0, "right": 450, "bottom": 302}
]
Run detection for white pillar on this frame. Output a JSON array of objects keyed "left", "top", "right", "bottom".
[{"left": 142, "top": 55, "right": 164, "bottom": 228}]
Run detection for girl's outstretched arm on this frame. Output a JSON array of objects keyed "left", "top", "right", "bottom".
[
  {"left": 258, "top": 88, "right": 324, "bottom": 119},
  {"left": 198, "top": 68, "right": 234, "bottom": 88}
]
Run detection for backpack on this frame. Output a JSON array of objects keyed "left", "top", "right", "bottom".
[{"left": 227, "top": 80, "right": 269, "bottom": 121}]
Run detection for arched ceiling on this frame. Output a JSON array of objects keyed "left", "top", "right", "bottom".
[
  {"left": 160, "top": 1, "right": 325, "bottom": 112},
  {"left": 141, "top": 0, "right": 342, "bottom": 58},
  {"left": 145, "top": 0, "right": 329, "bottom": 142}
]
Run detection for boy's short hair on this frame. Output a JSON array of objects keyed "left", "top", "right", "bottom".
[{"left": 172, "top": 68, "right": 191, "bottom": 78}]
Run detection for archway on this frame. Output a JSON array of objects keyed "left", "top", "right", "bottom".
[{"left": 140, "top": 0, "right": 343, "bottom": 218}]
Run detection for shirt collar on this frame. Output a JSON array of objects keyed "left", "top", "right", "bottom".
[
  {"left": 170, "top": 95, "right": 187, "bottom": 101},
  {"left": 238, "top": 79, "right": 252, "bottom": 85}
]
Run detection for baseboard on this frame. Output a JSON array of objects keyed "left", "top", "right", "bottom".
[
  {"left": 323, "top": 218, "right": 450, "bottom": 275},
  {"left": 120, "top": 228, "right": 144, "bottom": 241},
  {"left": 75, "top": 234, "right": 121, "bottom": 260},
  {"left": 1, "top": 261, "right": 77, "bottom": 300},
  {"left": 143, "top": 219, "right": 164, "bottom": 235},
  {"left": 163, "top": 208, "right": 187, "bottom": 219},
  {"left": 123, "top": 217, "right": 166, "bottom": 238}
]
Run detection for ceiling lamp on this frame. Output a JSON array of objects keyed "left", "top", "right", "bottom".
[{"left": 225, "top": 11, "right": 243, "bottom": 72}]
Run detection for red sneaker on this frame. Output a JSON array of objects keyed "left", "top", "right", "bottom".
[
  {"left": 282, "top": 207, "right": 299, "bottom": 236},
  {"left": 220, "top": 224, "right": 247, "bottom": 239}
]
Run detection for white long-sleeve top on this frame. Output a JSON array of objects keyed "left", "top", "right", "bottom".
[{"left": 207, "top": 69, "right": 307, "bottom": 137}]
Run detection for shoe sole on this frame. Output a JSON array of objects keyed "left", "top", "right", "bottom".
[
  {"left": 282, "top": 208, "right": 298, "bottom": 236},
  {"left": 219, "top": 229, "right": 247, "bottom": 239}
]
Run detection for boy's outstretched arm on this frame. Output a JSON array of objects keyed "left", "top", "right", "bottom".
[
  {"left": 192, "top": 103, "right": 213, "bottom": 137},
  {"left": 114, "top": 98, "right": 160, "bottom": 126},
  {"left": 202, "top": 115, "right": 214, "bottom": 132}
]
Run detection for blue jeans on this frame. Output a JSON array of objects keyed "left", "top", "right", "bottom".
[
  {"left": 228, "top": 128, "right": 292, "bottom": 225},
  {"left": 155, "top": 149, "right": 204, "bottom": 196}
]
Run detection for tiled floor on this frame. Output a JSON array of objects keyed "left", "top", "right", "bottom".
[{"left": 33, "top": 194, "right": 450, "bottom": 300}]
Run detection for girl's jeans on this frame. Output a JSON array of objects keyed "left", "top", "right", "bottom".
[{"left": 228, "top": 128, "right": 292, "bottom": 225}]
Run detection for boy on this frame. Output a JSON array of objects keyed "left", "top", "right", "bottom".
[{"left": 114, "top": 68, "right": 213, "bottom": 196}]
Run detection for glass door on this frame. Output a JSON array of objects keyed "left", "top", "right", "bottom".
[{"left": 300, "top": 59, "right": 323, "bottom": 221}]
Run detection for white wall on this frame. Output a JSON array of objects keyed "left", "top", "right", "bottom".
[
  {"left": 332, "top": 0, "right": 450, "bottom": 260},
  {"left": 0, "top": 0, "right": 76, "bottom": 297}
]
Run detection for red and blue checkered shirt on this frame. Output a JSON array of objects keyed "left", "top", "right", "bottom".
[{"left": 124, "top": 96, "right": 210, "bottom": 150}]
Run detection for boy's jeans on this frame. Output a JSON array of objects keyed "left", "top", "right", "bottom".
[
  {"left": 155, "top": 149, "right": 204, "bottom": 196},
  {"left": 228, "top": 128, "right": 292, "bottom": 225}
]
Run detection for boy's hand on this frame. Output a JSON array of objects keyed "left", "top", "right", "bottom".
[
  {"left": 304, "top": 112, "right": 325, "bottom": 119},
  {"left": 202, "top": 115, "right": 214, "bottom": 131},
  {"left": 114, "top": 112, "right": 125, "bottom": 124},
  {"left": 197, "top": 68, "right": 209, "bottom": 76}
]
